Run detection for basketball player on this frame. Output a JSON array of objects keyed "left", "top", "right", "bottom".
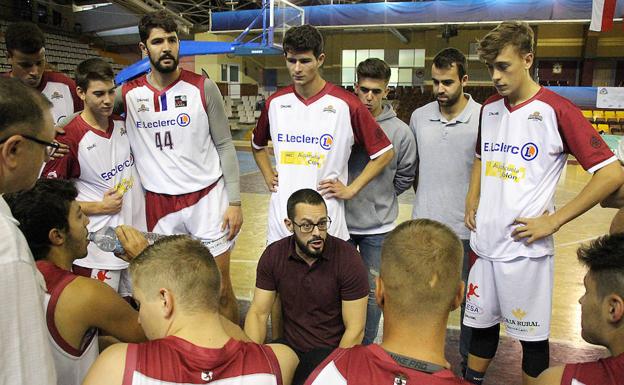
[
  {"left": 3, "top": 22, "right": 82, "bottom": 125},
  {"left": 5, "top": 178, "right": 147, "bottom": 385},
  {"left": 304, "top": 219, "right": 468, "bottom": 385},
  {"left": 537, "top": 233, "right": 624, "bottom": 385},
  {"left": 118, "top": 11, "right": 242, "bottom": 322},
  {"left": 463, "top": 21, "right": 624, "bottom": 385},
  {"left": 252, "top": 24, "right": 394, "bottom": 244},
  {"left": 83, "top": 235, "right": 299, "bottom": 385},
  {"left": 345, "top": 58, "right": 417, "bottom": 345},
  {"left": 43, "top": 58, "right": 146, "bottom": 295}
]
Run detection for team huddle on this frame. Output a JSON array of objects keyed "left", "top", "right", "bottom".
[{"left": 1, "top": 10, "right": 623, "bottom": 385}]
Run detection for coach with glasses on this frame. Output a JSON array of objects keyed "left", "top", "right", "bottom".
[
  {"left": 245, "top": 188, "right": 369, "bottom": 385},
  {"left": 0, "top": 77, "right": 59, "bottom": 384}
]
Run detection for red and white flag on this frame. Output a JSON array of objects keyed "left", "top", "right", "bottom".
[{"left": 590, "top": 0, "right": 618, "bottom": 32}]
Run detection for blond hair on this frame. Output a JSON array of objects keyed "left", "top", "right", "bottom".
[
  {"left": 477, "top": 21, "right": 534, "bottom": 63},
  {"left": 380, "top": 219, "right": 463, "bottom": 316},
  {"left": 129, "top": 235, "right": 221, "bottom": 313}
]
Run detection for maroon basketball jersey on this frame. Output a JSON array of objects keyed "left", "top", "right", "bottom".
[
  {"left": 122, "top": 336, "right": 283, "bottom": 385},
  {"left": 561, "top": 353, "right": 624, "bottom": 385},
  {"left": 304, "top": 344, "right": 468, "bottom": 385}
]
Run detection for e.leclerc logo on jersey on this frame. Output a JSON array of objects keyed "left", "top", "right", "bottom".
[
  {"left": 177, "top": 113, "right": 191, "bottom": 127},
  {"left": 319, "top": 134, "right": 333, "bottom": 150},
  {"left": 483, "top": 141, "right": 539, "bottom": 161},
  {"left": 276, "top": 133, "right": 334, "bottom": 150},
  {"left": 136, "top": 113, "right": 191, "bottom": 129},
  {"left": 520, "top": 142, "right": 538, "bottom": 161}
]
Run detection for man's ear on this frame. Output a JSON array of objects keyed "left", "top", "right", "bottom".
[
  {"left": 48, "top": 227, "right": 65, "bottom": 246},
  {"left": 452, "top": 281, "right": 465, "bottom": 311},
  {"left": 76, "top": 86, "right": 87, "bottom": 102},
  {"left": 139, "top": 42, "right": 148, "bottom": 57},
  {"left": 0, "top": 135, "right": 23, "bottom": 170},
  {"left": 317, "top": 53, "right": 326, "bottom": 68},
  {"left": 523, "top": 52, "right": 534, "bottom": 70},
  {"left": 605, "top": 294, "right": 624, "bottom": 324},
  {"left": 375, "top": 276, "right": 385, "bottom": 310},
  {"left": 160, "top": 288, "right": 175, "bottom": 319},
  {"left": 284, "top": 218, "right": 294, "bottom": 233}
]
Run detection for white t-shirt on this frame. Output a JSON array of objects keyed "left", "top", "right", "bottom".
[
  {"left": 252, "top": 82, "right": 393, "bottom": 243},
  {"left": 43, "top": 115, "right": 146, "bottom": 270},
  {"left": 472, "top": 87, "right": 616, "bottom": 261},
  {"left": 122, "top": 70, "right": 222, "bottom": 195},
  {"left": 0, "top": 196, "right": 56, "bottom": 384}
]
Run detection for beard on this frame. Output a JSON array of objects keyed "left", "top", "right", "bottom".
[
  {"left": 149, "top": 52, "right": 179, "bottom": 74},
  {"left": 294, "top": 234, "right": 325, "bottom": 259},
  {"left": 436, "top": 89, "right": 462, "bottom": 107}
]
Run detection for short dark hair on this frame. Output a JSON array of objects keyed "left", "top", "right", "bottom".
[
  {"left": 282, "top": 24, "right": 324, "bottom": 58},
  {"left": 0, "top": 77, "right": 49, "bottom": 136},
  {"left": 478, "top": 21, "right": 534, "bottom": 63},
  {"left": 433, "top": 48, "right": 467, "bottom": 79},
  {"left": 139, "top": 11, "right": 178, "bottom": 43},
  {"left": 357, "top": 58, "right": 391, "bottom": 83},
  {"left": 130, "top": 235, "right": 221, "bottom": 312},
  {"left": 75, "top": 58, "right": 115, "bottom": 90},
  {"left": 5, "top": 22, "right": 45, "bottom": 55},
  {"left": 577, "top": 233, "right": 624, "bottom": 298},
  {"left": 286, "top": 188, "right": 327, "bottom": 220},
  {"left": 5, "top": 179, "right": 78, "bottom": 261}
]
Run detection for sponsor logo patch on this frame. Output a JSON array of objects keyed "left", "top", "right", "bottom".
[
  {"left": 174, "top": 95, "right": 187, "bottom": 108},
  {"left": 322, "top": 105, "right": 336, "bottom": 113},
  {"left": 527, "top": 111, "right": 543, "bottom": 121},
  {"left": 50, "top": 91, "right": 63, "bottom": 100},
  {"left": 138, "top": 103, "right": 149, "bottom": 113}
]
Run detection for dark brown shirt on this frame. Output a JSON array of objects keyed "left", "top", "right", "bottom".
[{"left": 256, "top": 235, "right": 369, "bottom": 353}]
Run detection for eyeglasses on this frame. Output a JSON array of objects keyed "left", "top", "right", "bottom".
[
  {"left": 359, "top": 86, "right": 384, "bottom": 95},
  {"left": 0, "top": 134, "right": 60, "bottom": 158},
  {"left": 292, "top": 217, "right": 332, "bottom": 233}
]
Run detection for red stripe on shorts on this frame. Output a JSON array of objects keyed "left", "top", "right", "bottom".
[{"left": 145, "top": 179, "right": 219, "bottom": 231}]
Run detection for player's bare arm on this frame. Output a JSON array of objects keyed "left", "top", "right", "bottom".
[
  {"left": 464, "top": 157, "right": 481, "bottom": 231},
  {"left": 244, "top": 287, "right": 277, "bottom": 343},
  {"left": 338, "top": 297, "right": 367, "bottom": 348},
  {"left": 318, "top": 148, "right": 394, "bottom": 200},
  {"left": 535, "top": 365, "right": 564, "bottom": 385},
  {"left": 78, "top": 188, "right": 123, "bottom": 216},
  {"left": 267, "top": 343, "right": 299, "bottom": 385},
  {"left": 73, "top": 277, "right": 146, "bottom": 343},
  {"left": 513, "top": 161, "right": 624, "bottom": 244},
  {"left": 252, "top": 146, "right": 278, "bottom": 192},
  {"left": 601, "top": 168, "right": 624, "bottom": 208},
  {"left": 220, "top": 315, "right": 251, "bottom": 341},
  {"left": 82, "top": 343, "right": 127, "bottom": 385}
]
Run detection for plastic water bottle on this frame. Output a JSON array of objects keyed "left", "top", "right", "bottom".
[{"left": 88, "top": 226, "right": 164, "bottom": 255}]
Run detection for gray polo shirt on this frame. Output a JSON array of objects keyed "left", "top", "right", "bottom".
[{"left": 410, "top": 94, "right": 481, "bottom": 239}]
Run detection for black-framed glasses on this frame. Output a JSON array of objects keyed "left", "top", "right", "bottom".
[
  {"left": 0, "top": 134, "right": 60, "bottom": 158},
  {"left": 292, "top": 217, "right": 332, "bottom": 233}
]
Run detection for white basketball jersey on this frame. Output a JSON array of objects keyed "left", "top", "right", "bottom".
[
  {"left": 42, "top": 115, "right": 146, "bottom": 270},
  {"left": 472, "top": 88, "right": 616, "bottom": 261},
  {"left": 122, "top": 70, "right": 222, "bottom": 195},
  {"left": 39, "top": 71, "right": 81, "bottom": 125},
  {"left": 253, "top": 83, "right": 393, "bottom": 243}
]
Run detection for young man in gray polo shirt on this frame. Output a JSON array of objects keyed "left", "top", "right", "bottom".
[
  {"left": 345, "top": 58, "right": 417, "bottom": 345},
  {"left": 409, "top": 47, "right": 481, "bottom": 373}
]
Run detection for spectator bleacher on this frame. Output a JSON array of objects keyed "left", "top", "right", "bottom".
[{"left": 0, "top": 19, "right": 124, "bottom": 77}]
